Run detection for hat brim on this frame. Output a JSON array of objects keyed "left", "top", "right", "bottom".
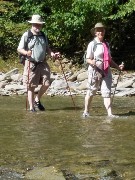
[
  {"left": 28, "top": 20, "right": 45, "bottom": 24},
  {"left": 90, "top": 26, "right": 106, "bottom": 36}
]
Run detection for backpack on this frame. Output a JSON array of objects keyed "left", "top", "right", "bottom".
[
  {"left": 19, "top": 30, "right": 46, "bottom": 64},
  {"left": 83, "top": 39, "right": 109, "bottom": 69}
]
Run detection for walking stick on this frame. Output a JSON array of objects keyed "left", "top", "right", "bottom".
[
  {"left": 59, "top": 59, "right": 76, "bottom": 110},
  {"left": 111, "top": 62, "right": 124, "bottom": 104},
  {"left": 26, "top": 60, "right": 30, "bottom": 111}
]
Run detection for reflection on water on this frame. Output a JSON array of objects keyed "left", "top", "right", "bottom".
[{"left": 0, "top": 95, "right": 135, "bottom": 179}]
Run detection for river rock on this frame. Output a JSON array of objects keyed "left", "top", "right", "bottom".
[
  {"left": 77, "top": 71, "right": 87, "bottom": 82},
  {"left": 50, "top": 79, "right": 67, "bottom": 90},
  {"left": 115, "top": 87, "right": 135, "bottom": 96},
  {"left": 62, "top": 58, "right": 69, "bottom": 63},
  {"left": 25, "top": 166, "right": 65, "bottom": 180},
  {"left": 0, "top": 89, "right": 12, "bottom": 96},
  {"left": 67, "top": 73, "right": 77, "bottom": 82},
  {"left": 4, "top": 75, "right": 12, "bottom": 82},
  {"left": 68, "top": 68, "right": 86, "bottom": 82},
  {"left": 4, "top": 68, "right": 19, "bottom": 78},
  {"left": 0, "top": 168, "right": 24, "bottom": 179},
  {"left": 117, "top": 78, "right": 135, "bottom": 88},
  {"left": 76, "top": 79, "right": 87, "bottom": 90},
  {"left": 132, "top": 82, "right": 135, "bottom": 88},
  {"left": 11, "top": 73, "right": 22, "bottom": 81},
  {"left": 0, "top": 81, "right": 8, "bottom": 88},
  {"left": 4, "top": 84, "right": 24, "bottom": 91},
  {"left": 0, "top": 74, "right": 5, "bottom": 81}
]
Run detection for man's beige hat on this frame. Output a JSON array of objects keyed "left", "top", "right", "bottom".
[
  {"left": 28, "top": 14, "right": 45, "bottom": 24},
  {"left": 91, "top": 22, "right": 105, "bottom": 35}
]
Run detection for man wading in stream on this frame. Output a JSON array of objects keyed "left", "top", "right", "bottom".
[{"left": 17, "top": 14, "right": 60, "bottom": 112}]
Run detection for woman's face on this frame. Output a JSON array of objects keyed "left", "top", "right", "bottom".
[
  {"left": 32, "top": 23, "right": 43, "bottom": 33},
  {"left": 95, "top": 27, "right": 105, "bottom": 41}
]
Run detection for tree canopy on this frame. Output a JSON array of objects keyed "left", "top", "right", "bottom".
[{"left": 0, "top": 0, "right": 135, "bottom": 69}]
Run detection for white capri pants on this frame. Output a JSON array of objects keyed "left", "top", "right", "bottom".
[{"left": 87, "top": 67, "right": 112, "bottom": 98}]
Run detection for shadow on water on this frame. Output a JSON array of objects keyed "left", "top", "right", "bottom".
[
  {"left": 120, "top": 110, "right": 135, "bottom": 116},
  {"left": 48, "top": 107, "right": 82, "bottom": 111},
  {"left": 0, "top": 95, "right": 135, "bottom": 179}
]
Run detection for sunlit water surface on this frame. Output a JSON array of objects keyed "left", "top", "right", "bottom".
[{"left": 0, "top": 95, "right": 135, "bottom": 179}]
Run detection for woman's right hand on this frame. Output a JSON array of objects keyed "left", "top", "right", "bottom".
[
  {"left": 26, "top": 50, "right": 32, "bottom": 57},
  {"left": 119, "top": 62, "right": 124, "bottom": 71},
  {"left": 91, "top": 59, "right": 96, "bottom": 67}
]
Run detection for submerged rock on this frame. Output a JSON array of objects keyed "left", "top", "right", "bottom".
[
  {"left": 25, "top": 166, "right": 65, "bottom": 180},
  {"left": 0, "top": 167, "right": 24, "bottom": 179}
]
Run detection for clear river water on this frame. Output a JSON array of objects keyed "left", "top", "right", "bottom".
[{"left": 0, "top": 95, "right": 135, "bottom": 179}]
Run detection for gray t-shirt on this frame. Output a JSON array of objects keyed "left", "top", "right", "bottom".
[{"left": 18, "top": 30, "right": 49, "bottom": 62}]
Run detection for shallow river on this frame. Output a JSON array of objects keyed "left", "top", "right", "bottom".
[{"left": 0, "top": 95, "right": 135, "bottom": 179}]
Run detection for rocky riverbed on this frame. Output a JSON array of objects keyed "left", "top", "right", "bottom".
[{"left": 0, "top": 61, "right": 135, "bottom": 97}]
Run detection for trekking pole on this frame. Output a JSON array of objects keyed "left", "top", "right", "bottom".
[
  {"left": 58, "top": 59, "right": 76, "bottom": 110},
  {"left": 26, "top": 60, "right": 30, "bottom": 111},
  {"left": 111, "top": 62, "right": 124, "bottom": 104}
]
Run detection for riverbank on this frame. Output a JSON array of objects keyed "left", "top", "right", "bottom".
[{"left": 0, "top": 58, "right": 135, "bottom": 97}]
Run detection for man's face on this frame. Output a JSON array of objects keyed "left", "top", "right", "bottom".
[
  {"left": 32, "top": 23, "right": 43, "bottom": 33},
  {"left": 95, "top": 27, "right": 105, "bottom": 40}
]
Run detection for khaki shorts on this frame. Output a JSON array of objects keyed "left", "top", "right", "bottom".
[
  {"left": 23, "top": 60, "right": 50, "bottom": 88},
  {"left": 87, "top": 67, "right": 112, "bottom": 98}
]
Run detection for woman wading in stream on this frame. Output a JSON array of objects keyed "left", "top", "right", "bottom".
[{"left": 83, "top": 22, "right": 124, "bottom": 118}]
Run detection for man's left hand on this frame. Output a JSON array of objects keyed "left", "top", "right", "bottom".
[{"left": 51, "top": 52, "right": 61, "bottom": 59}]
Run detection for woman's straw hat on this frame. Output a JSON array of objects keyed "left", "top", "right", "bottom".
[{"left": 28, "top": 14, "right": 45, "bottom": 24}]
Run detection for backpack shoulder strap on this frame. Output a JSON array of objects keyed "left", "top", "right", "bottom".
[
  {"left": 24, "top": 30, "right": 33, "bottom": 46},
  {"left": 40, "top": 31, "right": 48, "bottom": 44},
  {"left": 25, "top": 30, "right": 35, "bottom": 50},
  {"left": 27, "top": 29, "right": 34, "bottom": 39},
  {"left": 40, "top": 31, "right": 46, "bottom": 38},
  {"left": 104, "top": 41, "right": 109, "bottom": 48},
  {"left": 92, "top": 39, "right": 97, "bottom": 52},
  {"left": 93, "top": 39, "right": 107, "bottom": 52}
]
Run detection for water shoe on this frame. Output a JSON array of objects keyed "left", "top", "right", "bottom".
[
  {"left": 34, "top": 100, "right": 45, "bottom": 111},
  {"left": 82, "top": 112, "right": 90, "bottom": 118}
]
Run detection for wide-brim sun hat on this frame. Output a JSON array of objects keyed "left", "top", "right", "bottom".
[
  {"left": 91, "top": 22, "right": 106, "bottom": 36},
  {"left": 28, "top": 14, "right": 45, "bottom": 24}
]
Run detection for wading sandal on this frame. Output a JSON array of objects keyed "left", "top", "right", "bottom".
[
  {"left": 82, "top": 112, "right": 90, "bottom": 118},
  {"left": 34, "top": 100, "right": 45, "bottom": 111}
]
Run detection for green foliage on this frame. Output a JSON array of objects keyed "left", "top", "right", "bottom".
[
  {"left": 1, "top": 0, "right": 135, "bottom": 69},
  {"left": 109, "top": 0, "right": 135, "bottom": 19},
  {"left": 0, "top": 1, "right": 17, "bottom": 59}
]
